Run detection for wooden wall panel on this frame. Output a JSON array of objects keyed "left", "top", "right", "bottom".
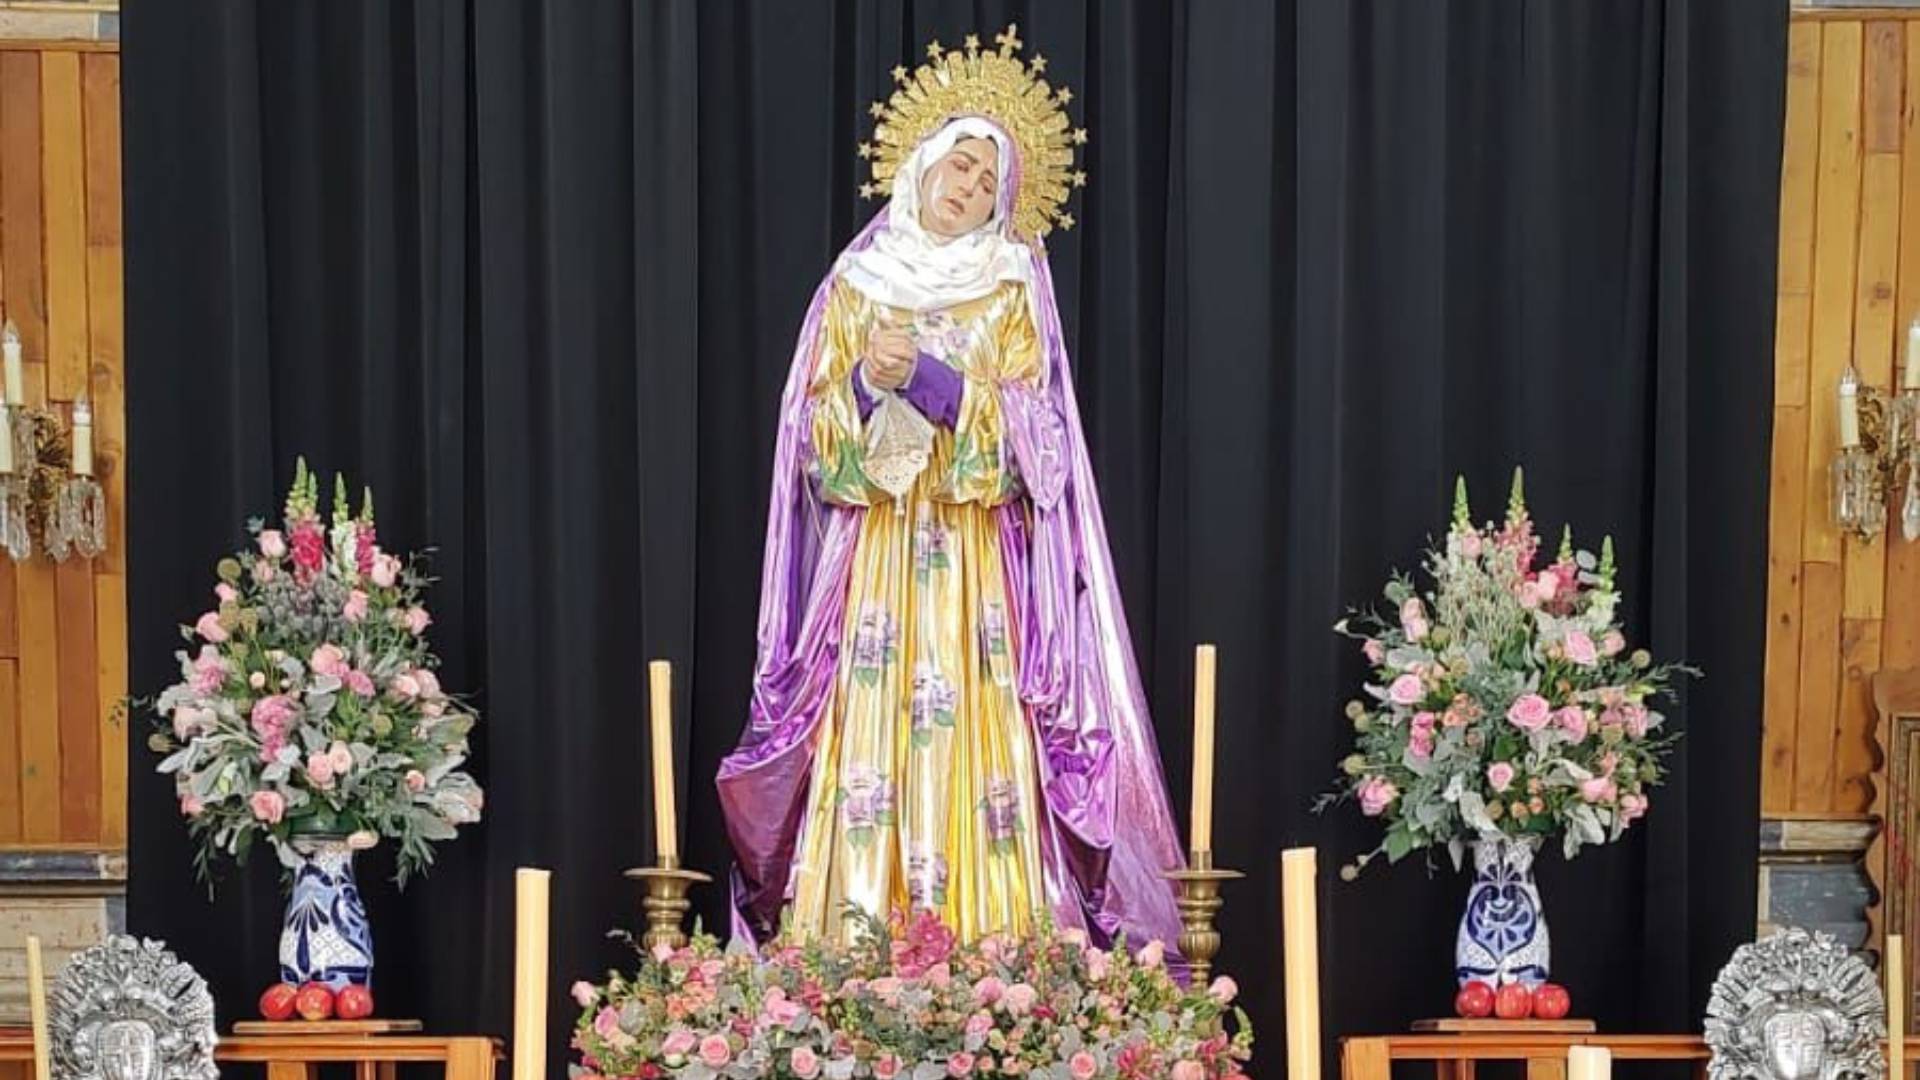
[
  {"left": 1766, "top": 13, "right": 1920, "bottom": 816},
  {"left": 0, "top": 44, "right": 125, "bottom": 849}
]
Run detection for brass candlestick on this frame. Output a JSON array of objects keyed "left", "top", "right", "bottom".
[
  {"left": 623, "top": 856, "right": 712, "bottom": 952},
  {"left": 1165, "top": 850, "right": 1243, "bottom": 987}
]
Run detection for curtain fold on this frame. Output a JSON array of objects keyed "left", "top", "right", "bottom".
[{"left": 123, "top": 0, "right": 1785, "bottom": 1068}]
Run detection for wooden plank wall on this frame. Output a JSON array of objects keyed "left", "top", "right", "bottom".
[
  {"left": 0, "top": 41, "right": 124, "bottom": 849},
  {"left": 1765, "top": 10, "right": 1920, "bottom": 817}
]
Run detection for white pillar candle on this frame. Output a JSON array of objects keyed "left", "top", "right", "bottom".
[
  {"left": 649, "top": 660, "right": 677, "bottom": 864},
  {"left": 1191, "top": 644, "right": 1217, "bottom": 854},
  {"left": 71, "top": 395, "right": 92, "bottom": 477},
  {"left": 1890, "top": 935, "right": 1906, "bottom": 1080},
  {"left": 1568, "top": 1046, "right": 1612, "bottom": 1080},
  {"left": 512, "top": 868, "right": 551, "bottom": 1080},
  {"left": 1281, "top": 847, "right": 1322, "bottom": 1080},
  {"left": 4, "top": 320, "right": 22, "bottom": 407},
  {"left": 1840, "top": 367, "right": 1863, "bottom": 449},
  {"left": 1905, "top": 316, "right": 1920, "bottom": 391}
]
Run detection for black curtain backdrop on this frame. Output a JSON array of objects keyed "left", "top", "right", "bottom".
[{"left": 121, "top": 1, "right": 1785, "bottom": 1073}]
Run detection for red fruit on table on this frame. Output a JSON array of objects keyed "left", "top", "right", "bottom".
[
  {"left": 294, "top": 982, "right": 336, "bottom": 1021},
  {"left": 335, "top": 984, "right": 375, "bottom": 1020},
  {"left": 1493, "top": 981, "right": 1534, "bottom": 1020},
  {"left": 1453, "top": 980, "right": 1496, "bottom": 1018},
  {"left": 1531, "top": 983, "right": 1572, "bottom": 1020},
  {"left": 258, "top": 983, "right": 298, "bottom": 1021}
]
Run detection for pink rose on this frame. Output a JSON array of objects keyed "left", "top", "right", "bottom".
[
  {"left": 390, "top": 673, "right": 422, "bottom": 700},
  {"left": 415, "top": 668, "right": 442, "bottom": 698},
  {"left": 248, "top": 789, "right": 285, "bottom": 823},
  {"left": 568, "top": 980, "right": 597, "bottom": 1008},
  {"left": 1507, "top": 693, "right": 1552, "bottom": 731},
  {"left": 1601, "top": 630, "right": 1627, "bottom": 657},
  {"left": 764, "top": 992, "right": 803, "bottom": 1027},
  {"left": 257, "top": 529, "right": 287, "bottom": 559},
  {"left": 1085, "top": 948, "right": 1110, "bottom": 981},
  {"left": 1070, "top": 1051, "right": 1099, "bottom": 1080},
  {"left": 1563, "top": 631, "right": 1599, "bottom": 667},
  {"left": 194, "top": 612, "right": 229, "bottom": 643},
  {"left": 659, "top": 1029, "right": 696, "bottom": 1057},
  {"left": 1388, "top": 674, "right": 1425, "bottom": 706},
  {"left": 790, "top": 1047, "right": 821, "bottom": 1079},
  {"left": 306, "top": 752, "right": 337, "bottom": 789},
  {"left": 591, "top": 1007, "right": 621, "bottom": 1042},
  {"left": 405, "top": 606, "right": 433, "bottom": 635},
  {"left": 1580, "top": 776, "right": 1618, "bottom": 804},
  {"left": 371, "top": 553, "right": 402, "bottom": 588},
  {"left": 1004, "top": 981, "right": 1038, "bottom": 1014},
  {"left": 310, "top": 643, "right": 350, "bottom": 677},
  {"left": 1620, "top": 703, "right": 1649, "bottom": 738},
  {"left": 973, "top": 975, "right": 1006, "bottom": 1006},
  {"left": 1358, "top": 775, "right": 1399, "bottom": 816},
  {"left": 215, "top": 583, "right": 239, "bottom": 604},
  {"left": 1363, "top": 639, "right": 1386, "bottom": 665},
  {"left": 1619, "top": 792, "right": 1649, "bottom": 823},
  {"left": 698, "top": 1035, "right": 731, "bottom": 1069},
  {"left": 250, "top": 694, "right": 296, "bottom": 736},
  {"left": 405, "top": 769, "right": 427, "bottom": 793},
  {"left": 252, "top": 559, "right": 277, "bottom": 584},
  {"left": 966, "top": 1012, "right": 994, "bottom": 1038},
  {"left": 1137, "top": 940, "right": 1165, "bottom": 969},
  {"left": 1209, "top": 975, "right": 1239, "bottom": 1004},
  {"left": 1408, "top": 729, "right": 1435, "bottom": 760},
  {"left": 873, "top": 1055, "right": 902, "bottom": 1080},
  {"left": 179, "top": 794, "right": 204, "bottom": 817},
  {"left": 947, "top": 1052, "right": 975, "bottom": 1077},
  {"left": 327, "top": 741, "right": 354, "bottom": 776},
  {"left": 345, "top": 669, "right": 376, "bottom": 698},
  {"left": 343, "top": 590, "right": 370, "bottom": 623},
  {"left": 1400, "top": 598, "right": 1429, "bottom": 641},
  {"left": 1172, "top": 1062, "right": 1207, "bottom": 1080},
  {"left": 1555, "top": 706, "right": 1589, "bottom": 742},
  {"left": 1486, "top": 762, "right": 1516, "bottom": 793}
]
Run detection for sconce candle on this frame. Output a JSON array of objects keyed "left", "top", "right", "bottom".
[
  {"left": 1840, "top": 367, "right": 1863, "bottom": 449},
  {"left": 71, "top": 395, "right": 92, "bottom": 477},
  {"left": 0, "top": 406, "right": 12, "bottom": 476},
  {"left": 3, "top": 320, "right": 21, "bottom": 407},
  {"left": 1906, "top": 316, "right": 1920, "bottom": 391}
]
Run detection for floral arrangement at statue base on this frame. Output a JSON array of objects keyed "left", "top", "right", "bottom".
[
  {"left": 1322, "top": 470, "right": 1692, "bottom": 992},
  {"left": 146, "top": 459, "right": 483, "bottom": 994},
  {"left": 570, "top": 909, "right": 1252, "bottom": 1080}
]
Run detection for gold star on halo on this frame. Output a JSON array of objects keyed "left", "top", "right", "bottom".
[
  {"left": 1031, "top": 54, "right": 1048, "bottom": 73},
  {"left": 860, "top": 183, "right": 877, "bottom": 198},
  {"left": 1058, "top": 212, "right": 1075, "bottom": 230},
  {"left": 870, "top": 101, "right": 886, "bottom": 118},
  {"left": 891, "top": 64, "right": 908, "bottom": 84},
  {"left": 1071, "top": 128, "right": 1089, "bottom": 145},
  {"left": 1056, "top": 87, "right": 1073, "bottom": 105},
  {"left": 857, "top": 142, "right": 873, "bottom": 159},
  {"left": 1071, "top": 171, "right": 1087, "bottom": 187},
  {"left": 926, "top": 39, "right": 943, "bottom": 58},
  {"left": 964, "top": 33, "right": 980, "bottom": 51}
]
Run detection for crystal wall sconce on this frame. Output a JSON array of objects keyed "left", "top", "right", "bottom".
[{"left": 0, "top": 320, "right": 106, "bottom": 561}]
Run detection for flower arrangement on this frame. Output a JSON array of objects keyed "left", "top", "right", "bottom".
[
  {"left": 1324, "top": 471, "right": 1691, "bottom": 874},
  {"left": 148, "top": 459, "right": 482, "bottom": 883},
  {"left": 570, "top": 910, "right": 1252, "bottom": 1080}
]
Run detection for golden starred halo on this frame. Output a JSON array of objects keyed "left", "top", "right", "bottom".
[{"left": 858, "top": 24, "right": 1088, "bottom": 241}]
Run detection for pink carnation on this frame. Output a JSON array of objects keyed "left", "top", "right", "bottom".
[
  {"left": 344, "top": 669, "right": 376, "bottom": 698},
  {"left": 1486, "top": 762, "right": 1516, "bottom": 793},
  {"left": 250, "top": 694, "right": 296, "bottom": 738},
  {"left": 966, "top": 1012, "right": 994, "bottom": 1039},
  {"left": 973, "top": 975, "right": 1006, "bottom": 1006},
  {"left": 190, "top": 646, "right": 226, "bottom": 693},
  {"left": 194, "top": 612, "right": 228, "bottom": 643},
  {"left": 1563, "top": 630, "right": 1599, "bottom": 667},
  {"left": 1358, "top": 775, "right": 1399, "bottom": 816},
  {"left": 1507, "top": 693, "right": 1552, "bottom": 731},
  {"left": 1388, "top": 674, "right": 1425, "bottom": 706},
  {"left": 248, "top": 789, "right": 285, "bottom": 823}
]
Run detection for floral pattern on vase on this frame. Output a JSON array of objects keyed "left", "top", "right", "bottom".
[
  {"left": 1455, "top": 836, "right": 1549, "bottom": 987},
  {"left": 279, "top": 835, "right": 373, "bottom": 989}
]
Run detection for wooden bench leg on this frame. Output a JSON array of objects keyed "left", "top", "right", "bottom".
[
  {"left": 1438, "top": 1061, "right": 1477, "bottom": 1080},
  {"left": 1527, "top": 1057, "right": 1567, "bottom": 1080},
  {"left": 268, "top": 1062, "right": 317, "bottom": 1080},
  {"left": 352, "top": 1062, "right": 398, "bottom": 1080},
  {"left": 446, "top": 1038, "right": 499, "bottom": 1080},
  {"left": 1341, "top": 1038, "right": 1393, "bottom": 1080}
]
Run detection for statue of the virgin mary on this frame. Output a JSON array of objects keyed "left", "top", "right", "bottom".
[{"left": 718, "top": 27, "right": 1185, "bottom": 953}]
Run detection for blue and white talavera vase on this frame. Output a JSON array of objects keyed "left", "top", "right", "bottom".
[
  {"left": 279, "top": 835, "right": 374, "bottom": 989},
  {"left": 1454, "top": 835, "right": 1550, "bottom": 987}
]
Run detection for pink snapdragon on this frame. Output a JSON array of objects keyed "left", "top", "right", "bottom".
[
  {"left": 569, "top": 981, "right": 596, "bottom": 1008},
  {"left": 1400, "top": 598, "right": 1430, "bottom": 641},
  {"left": 1363, "top": 639, "right": 1385, "bottom": 665},
  {"left": 1136, "top": 941, "right": 1165, "bottom": 970}
]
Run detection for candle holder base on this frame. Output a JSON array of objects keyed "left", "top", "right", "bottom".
[
  {"left": 623, "top": 864, "right": 712, "bottom": 952},
  {"left": 1166, "top": 852, "right": 1243, "bottom": 988}
]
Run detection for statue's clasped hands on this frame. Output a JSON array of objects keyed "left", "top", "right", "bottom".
[{"left": 864, "top": 317, "right": 917, "bottom": 392}]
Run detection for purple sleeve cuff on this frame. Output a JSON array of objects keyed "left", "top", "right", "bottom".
[
  {"left": 851, "top": 366, "right": 878, "bottom": 420},
  {"left": 900, "top": 352, "right": 963, "bottom": 428}
]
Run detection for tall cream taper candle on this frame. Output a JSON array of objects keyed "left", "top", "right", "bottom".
[
  {"left": 1191, "top": 644, "right": 1217, "bottom": 854},
  {"left": 1890, "top": 934, "right": 1907, "bottom": 1080},
  {"left": 1281, "top": 847, "right": 1322, "bottom": 1080},
  {"left": 649, "top": 660, "right": 678, "bottom": 864},
  {"left": 27, "top": 935, "right": 51, "bottom": 1080},
  {"left": 512, "top": 868, "right": 552, "bottom": 1080},
  {"left": 1841, "top": 367, "right": 1863, "bottom": 449}
]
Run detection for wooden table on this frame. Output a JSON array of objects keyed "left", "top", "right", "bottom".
[
  {"left": 0, "top": 1029, "right": 501, "bottom": 1080},
  {"left": 1341, "top": 1033, "right": 1920, "bottom": 1080}
]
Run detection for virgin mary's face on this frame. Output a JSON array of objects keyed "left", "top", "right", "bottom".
[{"left": 917, "top": 136, "right": 1000, "bottom": 239}]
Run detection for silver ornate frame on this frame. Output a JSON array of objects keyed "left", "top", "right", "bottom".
[
  {"left": 47, "top": 936, "right": 218, "bottom": 1080},
  {"left": 1706, "top": 928, "right": 1886, "bottom": 1080}
]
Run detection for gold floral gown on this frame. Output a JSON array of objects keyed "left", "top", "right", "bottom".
[{"left": 788, "top": 277, "right": 1048, "bottom": 944}]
